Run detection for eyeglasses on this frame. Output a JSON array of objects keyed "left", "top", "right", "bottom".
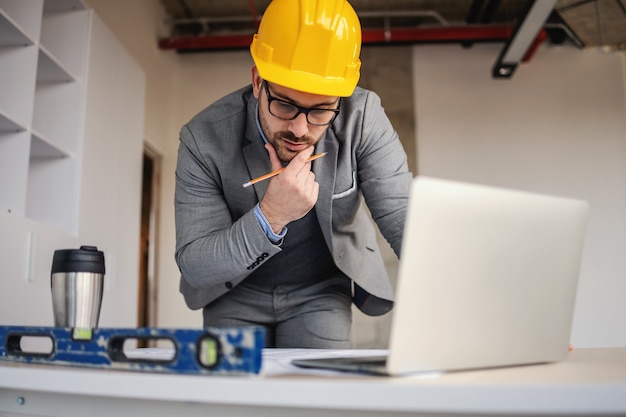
[{"left": 263, "top": 81, "right": 340, "bottom": 126}]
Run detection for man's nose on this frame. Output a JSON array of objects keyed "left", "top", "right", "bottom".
[{"left": 288, "top": 113, "right": 309, "bottom": 138}]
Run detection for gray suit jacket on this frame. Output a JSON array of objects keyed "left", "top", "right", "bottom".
[{"left": 175, "top": 85, "right": 412, "bottom": 316}]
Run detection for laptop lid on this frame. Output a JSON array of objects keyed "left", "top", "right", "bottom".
[{"left": 386, "top": 176, "right": 589, "bottom": 375}]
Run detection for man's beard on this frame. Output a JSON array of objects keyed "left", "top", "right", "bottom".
[{"left": 269, "top": 130, "right": 317, "bottom": 162}]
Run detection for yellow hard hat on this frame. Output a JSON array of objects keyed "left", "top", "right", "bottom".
[{"left": 250, "top": 0, "right": 362, "bottom": 97}]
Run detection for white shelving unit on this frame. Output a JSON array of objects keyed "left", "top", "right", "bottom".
[
  {"left": 0, "top": 0, "right": 89, "bottom": 234},
  {"left": 0, "top": 3, "right": 146, "bottom": 328}
]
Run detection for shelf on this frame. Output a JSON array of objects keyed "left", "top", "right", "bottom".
[
  {"left": 0, "top": 130, "right": 30, "bottom": 216},
  {"left": 40, "top": 7, "right": 89, "bottom": 78},
  {"left": 43, "top": 0, "right": 85, "bottom": 13},
  {"left": 37, "top": 46, "right": 76, "bottom": 83},
  {"left": 0, "top": 45, "right": 38, "bottom": 131},
  {"left": 0, "top": 111, "right": 27, "bottom": 133},
  {"left": 0, "top": 0, "right": 42, "bottom": 46},
  {"left": 33, "top": 79, "right": 82, "bottom": 154},
  {"left": 0, "top": 8, "right": 34, "bottom": 46},
  {"left": 30, "top": 129, "right": 72, "bottom": 158},
  {"left": 26, "top": 154, "right": 77, "bottom": 233},
  {"left": 1, "top": 0, "right": 89, "bottom": 234}
]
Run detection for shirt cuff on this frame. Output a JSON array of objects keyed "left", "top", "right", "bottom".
[{"left": 254, "top": 203, "right": 287, "bottom": 245}]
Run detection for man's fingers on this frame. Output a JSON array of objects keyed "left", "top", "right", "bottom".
[
  {"left": 287, "top": 147, "right": 315, "bottom": 177},
  {"left": 296, "top": 146, "right": 315, "bottom": 162},
  {"left": 265, "top": 143, "right": 283, "bottom": 171}
]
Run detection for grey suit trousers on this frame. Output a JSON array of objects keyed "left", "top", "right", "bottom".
[{"left": 202, "top": 276, "right": 353, "bottom": 348}]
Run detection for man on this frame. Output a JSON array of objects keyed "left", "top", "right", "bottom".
[{"left": 175, "top": 0, "right": 412, "bottom": 348}]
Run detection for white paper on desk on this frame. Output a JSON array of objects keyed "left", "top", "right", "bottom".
[
  {"left": 261, "top": 348, "right": 388, "bottom": 376},
  {"left": 125, "top": 347, "right": 439, "bottom": 378},
  {"left": 124, "top": 347, "right": 382, "bottom": 376}
]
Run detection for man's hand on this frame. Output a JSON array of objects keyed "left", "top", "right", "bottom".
[{"left": 259, "top": 144, "right": 319, "bottom": 233}]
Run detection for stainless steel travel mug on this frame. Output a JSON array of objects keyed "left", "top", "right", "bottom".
[{"left": 51, "top": 245, "right": 105, "bottom": 328}]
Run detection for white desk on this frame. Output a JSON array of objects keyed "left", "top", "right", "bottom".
[{"left": 1, "top": 348, "right": 625, "bottom": 417}]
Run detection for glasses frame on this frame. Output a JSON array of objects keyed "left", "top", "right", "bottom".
[{"left": 262, "top": 81, "right": 340, "bottom": 126}]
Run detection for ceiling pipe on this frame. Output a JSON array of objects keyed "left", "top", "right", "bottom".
[
  {"left": 247, "top": 0, "right": 260, "bottom": 29},
  {"left": 357, "top": 10, "right": 449, "bottom": 25},
  {"left": 158, "top": 24, "right": 533, "bottom": 51},
  {"left": 465, "top": 0, "right": 486, "bottom": 24},
  {"left": 159, "top": 33, "right": 254, "bottom": 50},
  {"left": 166, "top": 10, "right": 450, "bottom": 27},
  {"left": 480, "top": 0, "right": 502, "bottom": 24},
  {"left": 361, "top": 25, "right": 515, "bottom": 43}
]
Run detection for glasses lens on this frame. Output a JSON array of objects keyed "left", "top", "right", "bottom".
[
  {"left": 269, "top": 100, "right": 337, "bottom": 126},
  {"left": 269, "top": 100, "right": 299, "bottom": 120},
  {"left": 307, "top": 109, "right": 337, "bottom": 125},
  {"left": 265, "top": 81, "right": 339, "bottom": 126}
]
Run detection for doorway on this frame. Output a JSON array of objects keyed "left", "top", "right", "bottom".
[{"left": 138, "top": 145, "right": 161, "bottom": 329}]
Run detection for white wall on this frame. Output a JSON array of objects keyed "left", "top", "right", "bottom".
[
  {"left": 81, "top": 0, "right": 183, "bottom": 327},
  {"left": 413, "top": 43, "right": 626, "bottom": 348},
  {"left": 79, "top": 14, "right": 146, "bottom": 327},
  {"left": 0, "top": 213, "right": 78, "bottom": 326}
]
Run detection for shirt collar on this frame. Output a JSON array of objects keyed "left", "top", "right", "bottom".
[{"left": 255, "top": 103, "right": 269, "bottom": 145}]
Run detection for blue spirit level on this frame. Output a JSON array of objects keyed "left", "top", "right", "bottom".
[{"left": 0, "top": 326, "right": 265, "bottom": 375}]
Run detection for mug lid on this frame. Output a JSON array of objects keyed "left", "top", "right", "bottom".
[{"left": 51, "top": 245, "right": 105, "bottom": 274}]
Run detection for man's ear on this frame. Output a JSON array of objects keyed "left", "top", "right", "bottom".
[{"left": 251, "top": 66, "right": 262, "bottom": 98}]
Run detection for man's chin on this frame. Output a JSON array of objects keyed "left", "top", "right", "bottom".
[{"left": 276, "top": 148, "right": 297, "bottom": 163}]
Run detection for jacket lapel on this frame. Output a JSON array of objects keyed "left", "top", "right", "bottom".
[
  {"left": 314, "top": 133, "right": 338, "bottom": 253},
  {"left": 242, "top": 97, "right": 272, "bottom": 202},
  {"left": 242, "top": 139, "right": 271, "bottom": 202}
]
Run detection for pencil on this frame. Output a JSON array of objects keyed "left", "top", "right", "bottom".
[{"left": 242, "top": 152, "right": 327, "bottom": 188}]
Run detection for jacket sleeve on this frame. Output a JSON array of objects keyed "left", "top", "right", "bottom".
[
  {"left": 174, "top": 124, "right": 281, "bottom": 305},
  {"left": 354, "top": 90, "right": 413, "bottom": 257}
]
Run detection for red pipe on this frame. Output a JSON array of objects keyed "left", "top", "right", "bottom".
[
  {"left": 522, "top": 29, "right": 547, "bottom": 62},
  {"left": 361, "top": 25, "right": 514, "bottom": 43},
  {"left": 247, "top": 0, "right": 260, "bottom": 29},
  {"left": 159, "top": 33, "right": 256, "bottom": 50},
  {"left": 158, "top": 25, "right": 547, "bottom": 62}
]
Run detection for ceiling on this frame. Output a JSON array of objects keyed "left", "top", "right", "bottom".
[{"left": 157, "top": 0, "right": 626, "bottom": 55}]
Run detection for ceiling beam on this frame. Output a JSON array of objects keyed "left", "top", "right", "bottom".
[{"left": 492, "top": 0, "right": 558, "bottom": 78}]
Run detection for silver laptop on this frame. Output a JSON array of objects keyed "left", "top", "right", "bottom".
[{"left": 293, "top": 176, "right": 589, "bottom": 375}]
